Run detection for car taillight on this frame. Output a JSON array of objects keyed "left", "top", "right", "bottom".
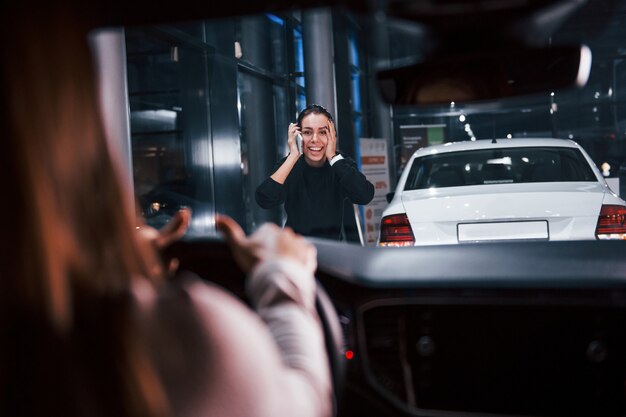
[
  {"left": 379, "top": 213, "right": 415, "bottom": 247},
  {"left": 595, "top": 204, "right": 626, "bottom": 240}
]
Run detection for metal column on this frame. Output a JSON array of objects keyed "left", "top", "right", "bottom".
[
  {"left": 89, "top": 28, "right": 133, "bottom": 196},
  {"left": 303, "top": 8, "right": 336, "bottom": 117}
]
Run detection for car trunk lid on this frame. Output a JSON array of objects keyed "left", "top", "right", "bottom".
[{"left": 400, "top": 182, "right": 606, "bottom": 244}]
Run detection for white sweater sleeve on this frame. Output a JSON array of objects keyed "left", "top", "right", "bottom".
[
  {"left": 246, "top": 258, "right": 333, "bottom": 417},
  {"left": 167, "top": 261, "right": 333, "bottom": 417}
]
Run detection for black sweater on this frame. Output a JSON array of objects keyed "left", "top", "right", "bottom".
[{"left": 255, "top": 155, "right": 375, "bottom": 240}]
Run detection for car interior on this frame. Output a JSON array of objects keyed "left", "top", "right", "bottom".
[{"left": 10, "top": 0, "right": 626, "bottom": 416}]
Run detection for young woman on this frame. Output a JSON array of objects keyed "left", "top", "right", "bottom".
[
  {"left": 255, "top": 104, "right": 375, "bottom": 240},
  {"left": 0, "top": 6, "right": 331, "bottom": 417}
]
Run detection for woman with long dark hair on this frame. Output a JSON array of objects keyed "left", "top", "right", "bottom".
[{"left": 0, "top": 6, "right": 331, "bottom": 417}]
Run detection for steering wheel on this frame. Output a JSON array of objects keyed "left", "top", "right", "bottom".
[
  {"left": 315, "top": 279, "right": 346, "bottom": 415},
  {"left": 163, "top": 237, "right": 346, "bottom": 414}
]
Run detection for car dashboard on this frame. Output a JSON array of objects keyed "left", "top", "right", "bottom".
[
  {"left": 167, "top": 238, "right": 626, "bottom": 417},
  {"left": 313, "top": 239, "right": 626, "bottom": 417}
]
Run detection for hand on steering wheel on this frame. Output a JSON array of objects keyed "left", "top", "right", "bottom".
[{"left": 216, "top": 214, "right": 346, "bottom": 415}]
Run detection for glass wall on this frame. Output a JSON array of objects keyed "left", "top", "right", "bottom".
[
  {"left": 125, "top": 25, "right": 215, "bottom": 235},
  {"left": 125, "top": 13, "right": 308, "bottom": 234},
  {"left": 235, "top": 13, "right": 306, "bottom": 231}
]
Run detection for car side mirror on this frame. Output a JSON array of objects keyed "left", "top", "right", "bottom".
[
  {"left": 377, "top": 44, "right": 591, "bottom": 105},
  {"left": 386, "top": 192, "right": 395, "bottom": 203}
]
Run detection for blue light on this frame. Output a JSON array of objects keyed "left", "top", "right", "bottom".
[{"left": 265, "top": 14, "right": 284, "bottom": 26}]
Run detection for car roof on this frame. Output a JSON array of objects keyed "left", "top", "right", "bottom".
[{"left": 410, "top": 138, "right": 581, "bottom": 159}]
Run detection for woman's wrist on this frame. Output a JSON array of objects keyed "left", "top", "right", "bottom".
[{"left": 329, "top": 153, "right": 344, "bottom": 166}]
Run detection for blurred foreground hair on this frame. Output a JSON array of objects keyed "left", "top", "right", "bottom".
[{"left": 0, "top": 5, "right": 169, "bottom": 417}]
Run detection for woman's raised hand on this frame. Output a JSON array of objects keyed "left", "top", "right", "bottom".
[{"left": 325, "top": 119, "right": 337, "bottom": 161}]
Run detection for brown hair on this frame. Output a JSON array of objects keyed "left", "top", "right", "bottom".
[
  {"left": 0, "top": 6, "right": 169, "bottom": 417},
  {"left": 296, "top": 103, "right": 334, "bottom": 127}
]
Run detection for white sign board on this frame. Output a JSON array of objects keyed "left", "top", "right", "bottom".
[{"left": 360, "top": 138, "right": 391, "bottom": 246}]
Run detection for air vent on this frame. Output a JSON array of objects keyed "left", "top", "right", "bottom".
[
  {"left": 360, "top": 300, "right": 626, "bottom": 416},
  {"left": 361, "top": 305, "right": 410, "bottom": 404}
]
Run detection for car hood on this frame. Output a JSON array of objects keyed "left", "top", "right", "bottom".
[{"left": 399, "top": 182, "right": 611, "bottom": 244}]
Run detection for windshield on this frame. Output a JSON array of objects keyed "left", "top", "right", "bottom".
[{"left": 96, "top": 0, "right": 626, "bottom": 245}]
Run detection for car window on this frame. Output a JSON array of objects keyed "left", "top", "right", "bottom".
[{"left": 404, "top": 147, "right": 598, "bottom": 190}]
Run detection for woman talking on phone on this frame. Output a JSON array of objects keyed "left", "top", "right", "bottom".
[{"left": 255, "top": 104, "right": 374, "bottom": 240}]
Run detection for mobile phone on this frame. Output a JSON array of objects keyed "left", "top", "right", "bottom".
[{"left": 296, "top": 132, "right": 303, "bottom": 153}]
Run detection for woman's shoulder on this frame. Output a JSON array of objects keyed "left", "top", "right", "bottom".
[
  {"left": 145, "top": 274, "right": 288, "bottom": 416},
  {"left": 335, "top": 151, "right": 356, "bottom": 164},
  {"left": 162, "top": 273, "right": 259, "bottom": 325},
  {"left": 163, "top": 273, "right": 281, "bottom": 352}
]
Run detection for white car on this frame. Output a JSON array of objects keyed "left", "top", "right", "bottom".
[{"left": 379, "top": 138, "right": 626, "bottom": 246}]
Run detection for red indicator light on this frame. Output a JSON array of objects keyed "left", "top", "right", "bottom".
[{"left": 345, "top": 350, "right": 354, "bottom": 360}]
